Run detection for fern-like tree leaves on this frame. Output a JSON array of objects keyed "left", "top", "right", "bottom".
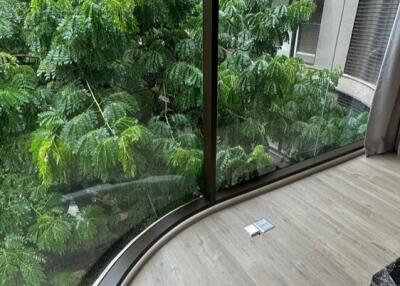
[
  {"left": 74, "top": 128, "right": 109, "bottom": 179},
  {"left": 220, "top": 0, "right": 316, "bottom": 56},
  {"left": 118, "top": 137, "right": 137, "bottom": 179},
  {"left": 0, "top": 53, "right": 18, "bottom": 78},
  {"left": 113, "top": 116, "right": 138, "bottom": 134},
  {"left": 55, "top": 84, "right": 90, "bottom": 117},
  {"left": 26, "top": 0, "right": 139, "bottom": 79},
  {"left": 0, "top": 235, "right": 46, "bottom": 286},
  {"left": 241, "top": 117, "right": 267, "bottom": 143},
  {"left": 0, "top": 89, "right": 27, "bottom": 134},
  {"left": 118, "top": 124, "right": 152, "bottom": 179},
  {"left": 217, "top": 146, "right": 247, "bottom": 188},
  {"left": 177, "top": 132, "right": 202, "bottom": 149},
  {"left": 247, "top": 145, "right": 275, "bottom": 172},
  {"left": 0, "top": 1, "right": 26, "bottom": 53},
  {"left": 288, "top": 0, "right": 316, "bottom": 29},
  {"left": 0, "top": 65, "right": 42, "bottom": 136},
  {"left": 105, "top": 92, "right": 141, "bottom": 118},
  {"left": 94, "top": 137, "right": 120, "bottom": 182},
  {"left": 168, "top": 148, "right": 203, "bottom": 179},
  {"left": 35, "top": 138, "right": 72, "bottom": 186},
  {"left": 75, "top": 205, "right": 109, "bottom": 243},
  {"left": 29, "top": 210, "right": 73, "bottom": 255},
  {"left": 148, "top": 117, "right": 171, "bottom": 138},
  {"left": 168, "top": 62, "right": 202, "bottom": 88},
  {"left": 139, "top": 50, "right": 168, "bottom": 74},
  {"left": 61, "top": 111, "right": 98, "bottom": 143},
  {"left": 103, "top": 102, "right": 129, "bottom": 124},
  {"left": 167, "top": 62, "right": 203, "bottom": 111},
  {"left": 38, "top": 109, "right": 66, "bottom": 131},
  {"left": 176, "top": 39, "right": 199, "bottom": 62},
  {"left": 11, "top": 72, "right": 38, "bottom": 92},
  {"left": 171, "top": 113, "right": 192, "bottom": 130},
  {"left": 30, "top": 128, "right": 54, "bottom": 158},
  {"left": 217, "top": 145, "right": 276, "bottom": 189},
  {"left": 0, "top": 195, "right": 29, "bottom": 239}
]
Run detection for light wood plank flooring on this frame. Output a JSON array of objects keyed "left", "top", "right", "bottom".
[{"left": 130, "top": 154, "right": 400, "bottom": 286}]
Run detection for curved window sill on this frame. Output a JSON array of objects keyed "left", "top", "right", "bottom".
[{"left": 93, "top": 141, "right": 364, "bottom": 286}]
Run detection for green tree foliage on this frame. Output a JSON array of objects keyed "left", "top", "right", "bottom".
[
  {"left": 0, "top": 235, "right": 46, "bottom": 286},
  {"left": 0, "top": 0, "right": 369, "bottom": 284},
  {"left": 217, "top": 0, "right": 368, "bottom": 166},
  {"left": 0, "top": 0, "right": 27, "bottom": 52},
  {"left": 29, "top": 210, "right": 74, "bottom": 254}
]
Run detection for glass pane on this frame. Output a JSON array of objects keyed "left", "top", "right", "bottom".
[
  {"left": 217, "top": 0, "right": 370, "bottom": 190},
  {"left": 297, "top": 23, "right": 321, "bottom": 55},
  {"left": 297, "top": 0, "right": 325, "bottom": 62},
  {"left": 0, "top": 1, "right": 203, "bottom": 285}
]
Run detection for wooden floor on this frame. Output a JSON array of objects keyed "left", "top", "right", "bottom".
[{"left": 130, "top": 154, "right": 400, "bottom": 286}]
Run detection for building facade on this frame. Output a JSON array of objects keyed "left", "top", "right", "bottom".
[{"left": 295, "top": 0, "right": 399, "bottom": 84}]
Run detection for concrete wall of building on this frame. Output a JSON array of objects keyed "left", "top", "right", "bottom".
[
  {"left": 314, "top": 0, "right": 376, "bottom": 107},
  {"left": 314, "top": 0, "right": 359, "bottom": 70},
  {"left": 337, "top": 74, "right": 375, "bottom": 107}
]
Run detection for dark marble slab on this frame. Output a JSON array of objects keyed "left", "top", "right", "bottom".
[{"left": 371, "top": 258, "right": 400, "bottom": 286}]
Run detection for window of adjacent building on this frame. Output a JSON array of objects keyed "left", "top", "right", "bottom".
[
  {"left": 345, "top": 0, "right": 400, "bottom": 83},
  {"left": 296, "top": 0, "right": 325, "bottom": 64}
]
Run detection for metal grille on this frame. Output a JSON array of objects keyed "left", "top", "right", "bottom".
[
  {"left": 337, "top": 92, "right": 370, "bottom": 115},
  {"left": 344, "top": 0, "right": 400, "bottom": 84}
]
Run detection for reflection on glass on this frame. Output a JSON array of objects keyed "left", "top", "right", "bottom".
[
  {"left": 217, "top": 0, "right": 370, "bottom": 190},
  {"left": 0, "top": 0, "right": 203, "bottom": 285}
]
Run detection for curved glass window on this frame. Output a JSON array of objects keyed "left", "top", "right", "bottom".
[
  {"left": 0, "top": 1, "right": 203, "bottom": 285},
  {"left": 1, "top": 0, "right": 390, "bottom": 285}
]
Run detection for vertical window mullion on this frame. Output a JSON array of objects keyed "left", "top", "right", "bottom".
[{"left": 203, "top": 0, "right": 219, "bottom": 203}]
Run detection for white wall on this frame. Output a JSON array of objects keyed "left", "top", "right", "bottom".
[{"left": 314, "top": 0, "right": 359, "bottom": 70}]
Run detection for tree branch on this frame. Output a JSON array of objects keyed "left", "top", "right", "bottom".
[{"left": 85, "top": 81, "right": 115, "bottom": 135}]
